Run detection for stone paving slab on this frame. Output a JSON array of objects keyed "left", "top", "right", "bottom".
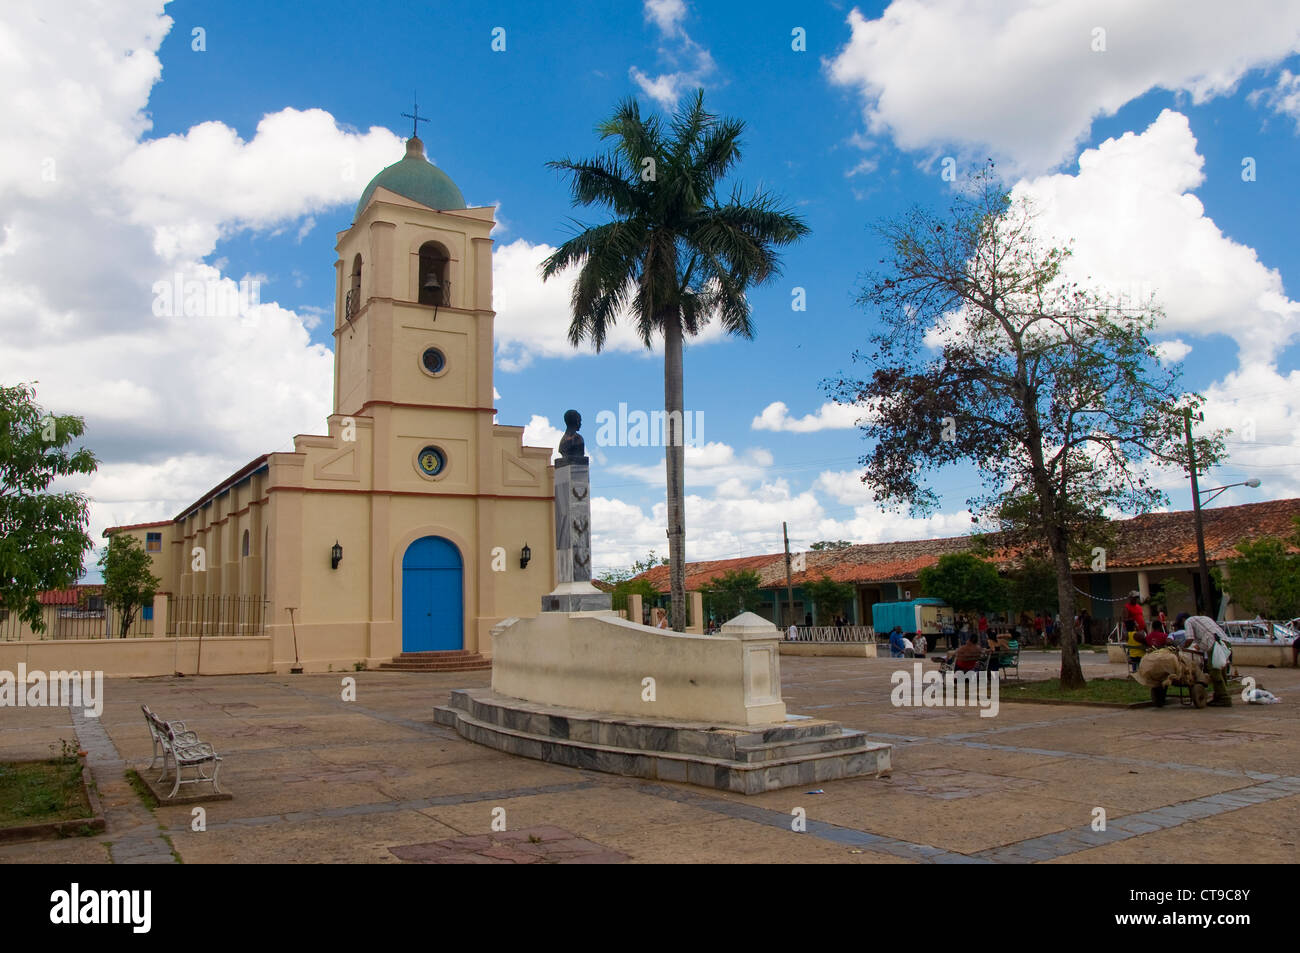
[{"left": 0, "top": 657, "right": 1294, "bottom": 864}]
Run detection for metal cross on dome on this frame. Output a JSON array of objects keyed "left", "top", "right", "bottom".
[{"left": 401, "top": 95, "right": 430, "bottom": 138}]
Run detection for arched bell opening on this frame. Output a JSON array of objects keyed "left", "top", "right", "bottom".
[{"left": 417, "top": 241, "right": 451, "bottom": 307}]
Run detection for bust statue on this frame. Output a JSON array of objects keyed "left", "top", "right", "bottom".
[{"left": 557, "top": 409, "right": 587, "bottom": 463}]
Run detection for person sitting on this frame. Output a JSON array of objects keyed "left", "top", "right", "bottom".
[
  {"left": 951, "top": 636, "right": 984, "bottom": 672},
  {"left": 889, "top": 626, "right": 907, "bottom": 658},
  {"left": 1145, "top": 620, "right": 1170, "bottom": 650}
]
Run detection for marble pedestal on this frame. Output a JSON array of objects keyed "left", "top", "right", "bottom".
[{"left": 542, "top": 457, "right": 610, "bottom": 613}]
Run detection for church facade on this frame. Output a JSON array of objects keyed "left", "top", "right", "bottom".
[{"left": 105, "top": 136, "right": 556, "bottom": 671}]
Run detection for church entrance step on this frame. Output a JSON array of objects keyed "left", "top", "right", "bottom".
[
  {"left": 395, "top": 650, "right": 477, "bottom": 659},
  {"left": 379, "top": 651, "right": 491, "bottom": 672}
]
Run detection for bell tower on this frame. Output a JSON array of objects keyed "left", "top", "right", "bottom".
[{"left": 332, "top": 134, "right": 497, "bottom": 421}]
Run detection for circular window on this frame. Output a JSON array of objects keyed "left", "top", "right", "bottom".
[
  {"left": 421, "top": 347, "right": 446, "bottom": 375},
  {"left": 416, "top": 446, "right": 446, "bottom": 478}
]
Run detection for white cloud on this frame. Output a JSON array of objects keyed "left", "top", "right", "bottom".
[
  {"left": 644, "top": 0, "right": 688, "bottom": 35},
  {"left": 1249, "top": 68, "right": 1300, "bottom": 129},
  {"left": 0, "top": 3, "right": 401, "bottom": 556},
  {"left": 1155, "top": 339, "right": 1192, "bottom": 363},
  {"left": 1015, "top": 110, "right": 1300, "bottom": 366},
  {"left": 1199, "top": 364, "right": 1300, "bottom": 499},
  {"left": 117, "top": 109, "right": 403, "bottom": 262},
  {"left": 827, "top": 1, "right": 1300, "bottom": 174},
  {"left": 845, "top": 158, "right": 879, "bottom": 178},
  {"left": 630, "top": 0, "right": 716, "bottom": 108},
  {"left": 522, "top": 414, "right": 564, "bottom": 461},
  {"left": 607, "top": 441, "right": 775, "bottom": 487},
  {"left": 590, "top": 466, "right": 977, "bottom": 575},
  {"left": 491, "top": 237, "right": 725, "bottom": 370},
  {"left": 752, "top": 400, "right": 868, "bottom": 432}
]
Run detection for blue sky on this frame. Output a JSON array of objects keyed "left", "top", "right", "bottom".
[{"left": 4, "top": 0, "right": 1300, "bottom": 576}]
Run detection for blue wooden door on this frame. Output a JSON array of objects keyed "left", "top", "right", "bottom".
[{"left": 401, "top": 536, "right": 463, "bottom": 651}]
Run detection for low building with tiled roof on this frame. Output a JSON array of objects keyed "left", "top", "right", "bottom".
[{"left": 632, "top": 498, "right": 1300, "bottom": 631}]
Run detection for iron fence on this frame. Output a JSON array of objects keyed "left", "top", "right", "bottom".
[
  {"left": 787, "top": 625, "right": 875, "bottom": 643},
  {"left": 168, "top": 594, "right": 269, "bottom": 637},
  {"left": 1, "top": 604, "right": 154, "bottom": 641}
]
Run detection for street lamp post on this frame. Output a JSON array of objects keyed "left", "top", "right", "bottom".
[{"left": 1184, "top": 407, "right": 1261, "bottom": 615}]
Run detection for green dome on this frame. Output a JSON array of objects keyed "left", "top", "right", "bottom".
[{"left": 355, "top": 137, "right": 466, "bottom": 218}]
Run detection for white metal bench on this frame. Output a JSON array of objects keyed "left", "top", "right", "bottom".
[{"left": 141, "top": 705, "right": 223, "bottom": 798}]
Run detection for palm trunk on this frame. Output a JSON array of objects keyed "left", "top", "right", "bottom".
[{"left": 664, "top": 317, "right": 687, "bottom": 631}]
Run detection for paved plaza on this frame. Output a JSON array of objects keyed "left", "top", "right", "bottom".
[{"left": 2, "top": 652, "right": 1297, "bottom": 864}]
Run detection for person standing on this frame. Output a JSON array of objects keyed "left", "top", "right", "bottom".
[
  {"left": 889, "top": 625, "right": 907, "bottom": 659},
  {"left": 1123, "top": 592, "right": 1147, "bottom": 672},
  {"left": 1184, "top": 615, "right": 1234, "bottom": 707}
]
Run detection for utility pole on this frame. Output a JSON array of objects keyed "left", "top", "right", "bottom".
[
  {"left": 783, "top": 522, "right": 795, "bottom": 629},
  {"left": 1184, "top": 407, "right": 1212, "bottom": 616}
]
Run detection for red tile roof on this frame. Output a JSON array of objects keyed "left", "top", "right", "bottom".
[
  {"left": 38, "top": 584, "right": 105, "bottom": 605},
  {"left": 631, "top": 498, "right": 1300, "bottom": 592},
  {"left": 102, "top": 519, "right": 172, "bottom": 537},
  {"left": 636, "top": 553, "right": 786, "bottom": 592}
]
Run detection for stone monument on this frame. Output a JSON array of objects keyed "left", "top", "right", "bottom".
[
  {"left": 541, "top": 410, "right": 612, "bottom": 613},
  {"left": 434, "top": 408, "right": 891, "bottom": 795}
]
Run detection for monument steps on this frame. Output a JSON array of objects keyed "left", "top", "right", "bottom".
[
  {"left": 379, "top": 651, "right": 492, "bottom": 672},
  {"left": 434, "top": 688, "right": 891, "bottom": 795}
]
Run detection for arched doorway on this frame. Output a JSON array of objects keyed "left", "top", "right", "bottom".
[{"left": 401, "top": 536, "right": 463, "bottom": 652}]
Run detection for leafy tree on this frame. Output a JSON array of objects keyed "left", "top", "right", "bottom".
[
  {"left": 917, "top": 552, "right": 1006, "bottom": 617},
  {"left": 1150, "top": 575, "right": 1190, "bottom": 616},
  {"left": 544, "top": 91, "right": 808, "bottom": 631},
  {"left": 98, "top": 533, "right": 161, "bottom": 638},
  {"left": 608, "top": 578, "right": 659, "bottom": 616},
  {"left": 0, "top": 383, "right": 98, "bottom": 633},
  {"left": 1214, "top": 534, "right": 1300, "bottom": 620},
  {"left": 599, "top": 550, "right": 668, "bottom": 586},
  {"left": 699, "top": 569, "right": 763, "bottom": 622},
  {"left": 829, "top": 174, "right": 1224, "bottom": 687},
  {"left": 809, "top": 540, "right": 853, "bottom": 551},
  {"left": 802, "top": 574, "right": 856, "bottom": 624},
  {"left": 1004, "top": 556, "right": 1059, "bottom": 618}
]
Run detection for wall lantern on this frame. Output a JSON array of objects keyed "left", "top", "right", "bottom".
[
  {"left": 331, "top": 541, "right": 343, "bottom": 570},
  {"left": 520, "top": 543, "right": 531, "bottom": 569}
]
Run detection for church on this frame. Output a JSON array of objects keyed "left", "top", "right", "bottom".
[{"left": 105, "top": 133, "right": 556, "bottom": 672}]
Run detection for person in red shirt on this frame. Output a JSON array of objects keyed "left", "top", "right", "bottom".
[
  {"left": 1123, "top": 593, "right": 1148, "bottom": 671},
  {"left": 1123, "top": 593, "right": 1146, "bottom": 632}
]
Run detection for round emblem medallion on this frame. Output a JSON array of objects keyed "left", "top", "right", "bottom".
[
  {"left": 421, "top": 347, "right": 445, "bottom": 374},
  {"left": 417, "top": 446, "right": 446, "bottom": 477}
]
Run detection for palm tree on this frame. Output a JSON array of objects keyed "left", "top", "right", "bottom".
[{"left": 543, "top": 90, "right": 809, "bottom": 631}]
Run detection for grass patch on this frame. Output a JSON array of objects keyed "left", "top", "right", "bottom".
[
  {"left": 160, "top": 833, "right": 183, "bottom": 864},
  {"left": 1001, "top": 677, "right": 1151, "bottom": 705},
  {"left": 125, "top": 768, "right": 159, "bottom": 810},
  {"left": 0, "top": 758, "right": 92, "bottom": 829}
]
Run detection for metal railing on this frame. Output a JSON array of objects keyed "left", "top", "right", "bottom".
[
  {"left": 1, "top": 604, "right": 154, "bottom": 641},
  {"left": 787, "top": 625, "right": 875, "bottom": 643},
  {"left": 168, "top": 595, "right": 269, "bottom": 637}
]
